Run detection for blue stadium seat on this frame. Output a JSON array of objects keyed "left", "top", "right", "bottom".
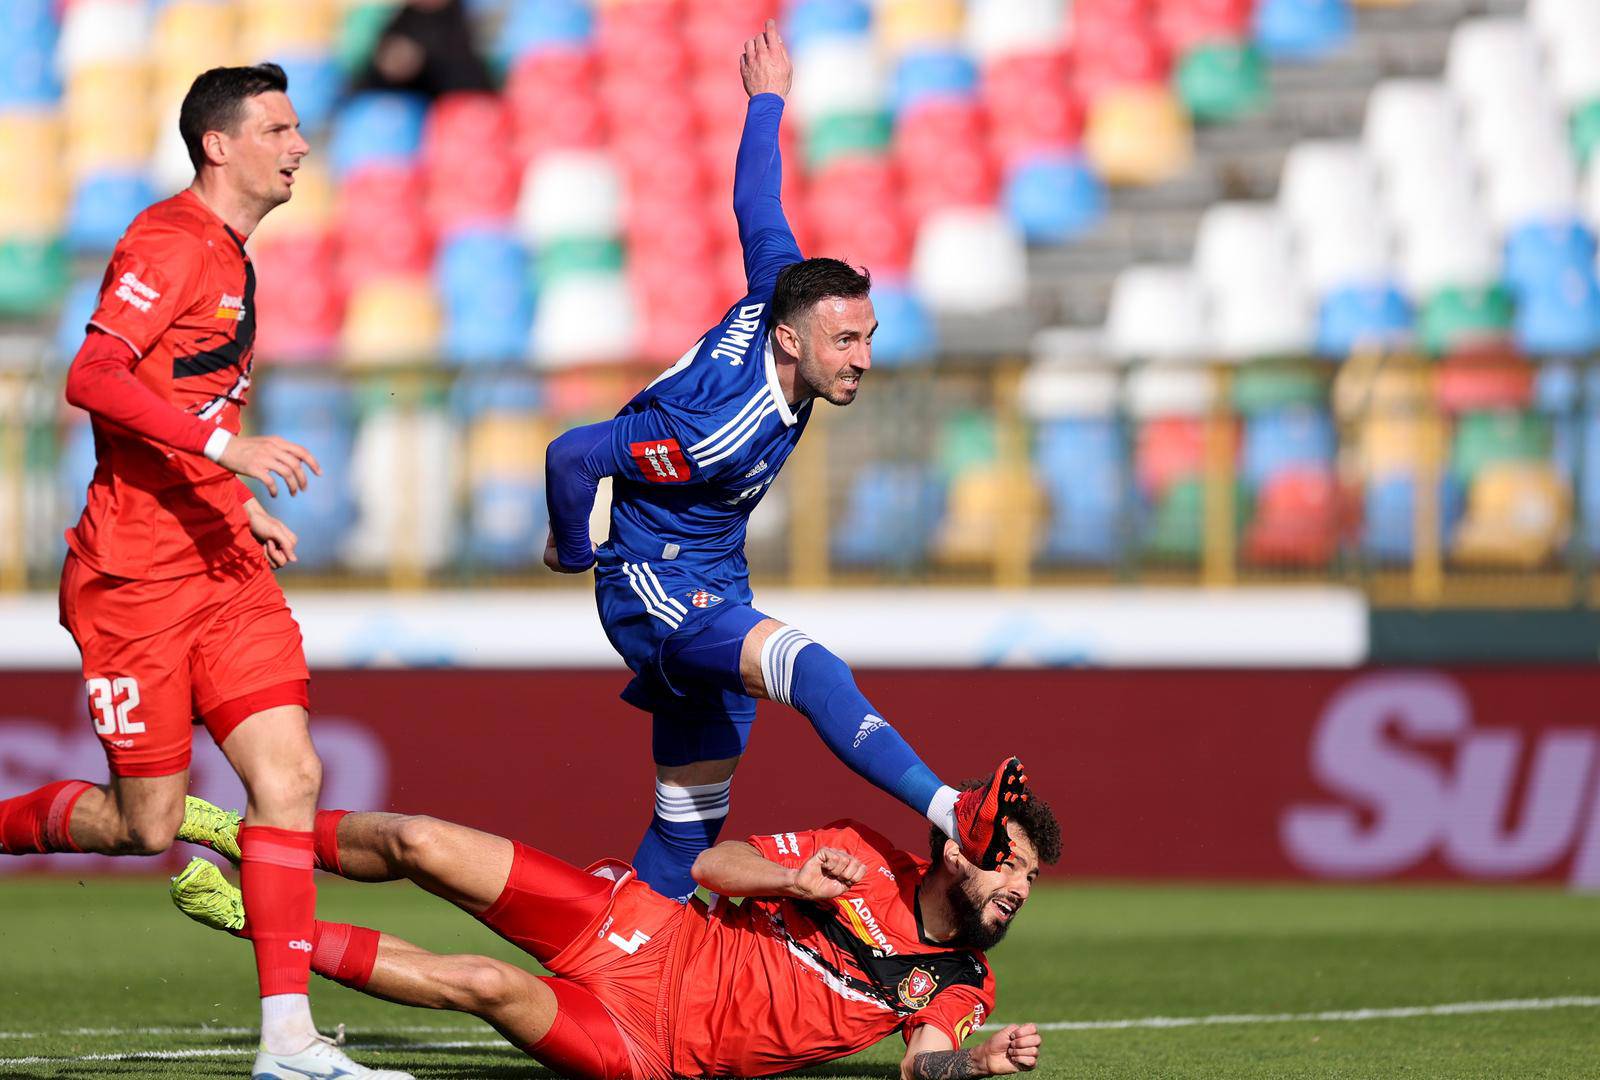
[
  {"left": 892, "top": 50, "right": 979, "bottom": 117},
  {"left": 1505, "top": 218, "right": 1597, "bottom": 293},
  {"left": 273, "top": 53, "right": 343, "bottom": 132},
  {"left": 865, "top": 278, "right": 935, "bottom": 367},
  {"left": 466, "top": 477, "right": 547, "bottom": 568},
  {"left": 498, "top": 0, "right": 594, "bottom": 67},
  {"left": 832, "top": 463, "right": 944, "bottom": 568},
  {"left": 1363, "top": 475, "right": 1463, "bottom": 562},
  {"left": 54, "top": 276, "right": 101, "bottom": 363},
  {"left": 1036, "top": 419, "right": 1121, "bottom": 563},
  {"left": 0, "top": 2, "right": 58, "bottom": 106},
  {"left": 435, "top": 231, "right": 534, "bottom": 364},
  {"left": 1582, "top": 413, "right": 1600, "bottom": 553},
  {"left": 328, "top": 92, "right": 428, "bottom": 175},
  {"left": 66, "top": 172, "right": 155, "bottom": 254},
  {"left": 1513, "top": 270, "right": 1600, "bottom": 355},
  {"left": 784, "top": 0, "right": 873, "bottom": 53},
  {"left": 451, "top": 372, "right": 543, "bottom": 418},
  {"left": 1253, "top": 0, "right": 1352, "bottom": 62},
  {"left": 57, "top": 420, "right": 97, "bottom": 546},
  {"left": 257, "top": 376, "right": 355, "bottom": 570},
  {"left": 1002, "top": 154, "right": 1106, "bottom": 245},
  {"left": 1315, "top": 283, "right": 1412, "bottom": 357},
  {"left": 1242, "top": 407, "right": 1336, "bottom": 489}
]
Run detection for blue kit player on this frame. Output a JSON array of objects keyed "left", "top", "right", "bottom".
[{"left": 544, "top": 19, "right": 1028, "bottom": 899}]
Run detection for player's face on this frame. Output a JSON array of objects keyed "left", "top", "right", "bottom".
[
  {"left": 947, "top": 824, "right": 1040, "bottom": 950},
  {"left": 793, "top": 296, "right": 877, "bottom": 406},
  {"left": 228, "top": 92, "right": 309, "bottom": 210}
]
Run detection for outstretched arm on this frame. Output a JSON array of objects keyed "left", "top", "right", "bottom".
[
  {"left": 544, "top": 421, "right": 615, "bottom": 572},
  {"left": 733, "top": 19, "right": 802, "bottom": 292},
  {"left": 691, "top": 839, "right": 868, "bottom": 901}
]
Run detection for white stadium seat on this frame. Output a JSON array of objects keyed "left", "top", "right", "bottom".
[
  {"left": 1363, "top": 80, "right": 1462, "bottom": 175},
  {"left": 1302, "top": 214, "right": 1393, "bottom": 294},
  {"left": 1545, "top": 16, "right": 1600, "bottom": 108},
  {"left": 790, "top": 38, "right": 886, "bottom": 123},
  {"left": 911, "top": 207, "right": 1029, "bottom": 313},
  {"left": 514, "top": 149, "right": 622, "bottom": 243},
  {"left": 1583, "top": 163, "right": 1600, "bottom": 235},
  {"left": 1018, "top": 360, "right": 1121, "bottom": 420},
  {"left": 1193, "top": 203, "right": 1295, "bottom": 295},
  {"left": 1104, "top": 265, "right": 1208, "bottom": 363},
  {"left": 346, "top": 411, "right": 460, "bottom": 573},
  {"left": 962, "top": 0, "right": 1069, "bottom": 62},
  {"left": 1399, "top": 204, "right": 1500, "bottom": 294},
  {"left": 1210, "top": 271, "right": 1315, "bottom": 361},
  {"left": 1483, "top": 130, "right": 1580, "bottom": 233},
  {"left": 56, "top": 0, "right": 151, "bottom": 75},
  {"left": 1278, "top": 140, "right": 1382, "bottom": 237},
  {"left": 1124, "top": 364, "right": 1216, "bottom": 419},
  {"left": 1445, "top": 18, "right": 1545, "bottom": 114},
  {"left": 531, "top": 274, "right": 639, "bottom": 366}
]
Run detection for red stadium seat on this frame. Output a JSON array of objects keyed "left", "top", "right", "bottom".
[
  {"left": 685, "top": 0, "right": 771, "bottom": 68},
  {"left": 600, "top": 80, "right": 701, "bottom": 151},
  {"left": 691, "top": 70, "right": 751, "bottom": 135},
  {"left": 505, "top": 49, "right": 597, "bottom": 105},
  {"left": 597, "top": 3, "right": 693, "bottom": 85},
  {"left": 1073, "top": 18, "right": 1170, "bottom": 102},
  {"left": 427, "top": 152, "right": 520, "bottom": 231},
  {"left": 813, "top": 206, "right": 913, "bottom": 274},
  {"left": 626, "top": 197, "right": 720, "bottom": 266},
  {"left": 1136, "top": 417, "right": 1207, "bottom": 497},
  {"left": 619, "top": 139, "right": 707, "bottom": 206},
  {"left": 1154, "top": 0, "right": 1253, "bottom": 52},
  {"left": 901, "top": 142, "right": 999, "bottom": 222},
  {"left": 634, "top": 258, "right": 734, "bottom": 359},
  {"left": 336, "top": 167, "right": 432, "bottom": 287},
  {"left": 1244, "top": 468, "right": 1340, "bottom": 567},
  {"left": 1433, "top": 348, "right": 1536, "bottom": 414},
  {"left": 422, "top": 93, "right": 513, "bottom": 166},
  {"left": 513, "top": 91, "right": 608, "bottom": 163},
  {"left": 252, "top": 235, "right": 344, "bottom": 362},
  {"left": 894, "top": 100, "right": 988, "bottom": 168},
  {"left": 987, "top": 84, "right": 1084, "bottom": 164}
]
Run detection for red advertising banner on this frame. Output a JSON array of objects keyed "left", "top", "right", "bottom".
[{"left": 4, "top": 668, "right": 1598, "bottom": 887}]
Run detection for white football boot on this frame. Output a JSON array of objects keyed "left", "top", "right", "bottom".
[{"left": 250, "top": 1031, "right": 415, "bottom": 1080}]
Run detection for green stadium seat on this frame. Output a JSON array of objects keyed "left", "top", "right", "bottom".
[
  {"left": 535, "top": 237, "right": 625, "bottom": 285},
  {"left": 806, "top": 111, "right": 894, "bottom": 171},
  {"left": 1450, "top": 411, "right": 1550, "bottom": 485},
  {"left": 0, "top": 238, "right": 68, "bottom": 316},
  {"left": 1144, "top": 476, "right": 1254, "bottom": 559},
  {"left": 1232, "top": 362, "right": 1330, "bottom": 415},
  {"left": 337, "top": 1, "right": 397, "bottom": 76},
  {"left": 1174, "top": 41, "right": 1269, "bottom": 124},
  {"left": 1570, "top": 97, "right": 1600, "bottom": 166},
  {"left": 1417, "top": 284, "right": 1514, "bottom": 356}
]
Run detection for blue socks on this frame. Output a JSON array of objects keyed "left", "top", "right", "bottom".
[
  {"left": 761, "top": 627, "right": 946, "bottom": 817},
  {"left": 631, "top": 778, "right": 731, "bottom": 900}
]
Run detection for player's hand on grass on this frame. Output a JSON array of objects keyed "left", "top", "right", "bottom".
[
  {"left": 791, "top": 847, "right": 867, "bottom": 901},
  {"left": 219, "top": 434, "right": 322, "bottom": 498},
  {"left": 243, "top": 498, "right": 298, "bottom": 568},
  {"left": 741, "top": 18, "right": 791, "bottom": 99},
  {"left": 543, "top": 530, "right": 595, "bottom": 573},
  {"left": 973, "top": 1024, "right": 1041, "bottom": 1075}
]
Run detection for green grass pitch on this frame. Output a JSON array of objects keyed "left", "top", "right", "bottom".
[{"left": 1, "top": 876, "right": 1598, "bottom": 1078}]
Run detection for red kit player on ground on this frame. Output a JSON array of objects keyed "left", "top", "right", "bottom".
[
  {"left": 0, "top": 64, "right": 408, "bottom": 1080},
  {"left": 173, "top": 768, "right": 1058, "bottom": 1080}
]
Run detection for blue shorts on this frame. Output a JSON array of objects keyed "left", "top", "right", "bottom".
[{"left": 593, "top": 548, "right": 769, "bottom": 767}]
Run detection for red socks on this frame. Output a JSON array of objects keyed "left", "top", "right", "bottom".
[
  {"left": 312, "top": 809, "right": 347, "bottom": 874},
  {"left": 0, "top": 780, "right": 92, "bottom": 855},
  {"left": 239, "top": 825, "right": 316, "bottom": 997},
  {"left": 310, "top": 920, "right": 380, "bottom": 989}
]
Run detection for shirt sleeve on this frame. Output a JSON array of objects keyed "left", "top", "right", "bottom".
[
  {"left": 63, "top": 329, "right": 215, "bottom": 455},
  {"left": 903, "top": 982, "right": 995, "bottom": 1048},
  {"left": 87, "top": 224, "right": 204, "bottom": 358},
  {"left": 731, "top": 93, "right": 803, "bottom": 296},
  {"left": 745, "top": 821, "right": 871, "bottom": 869}
]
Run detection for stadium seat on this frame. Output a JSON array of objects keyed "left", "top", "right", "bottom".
[
  {"left": 1446, "top": 19, "right": 1544, "bottom": 114},
  {"left": 1452, "top": 462, "right": 1570, "bottom": 568},
  {"left": 1244, "top": 466, "right": 1339, "bottom": 567},
  {"left": 498, "top": 0, "right": 595, "bottom": 68},
  {"left": 252, "top": 161, "right": 335, "bottom": 241},
  {"left": 57, "top": 1, "right": 150, "bottom": 74},
  {"left": 1126, "top": 366, "right": 1217, "bottom": 420},
  {"left": 0, "top": 1, "right": 58, "bottom": 107},
  {"left": 1174, "top": 40, "right": 1268, "bottom": 123},
  {"left": 963, "top": 0, "right": 1068, "bottom": 61},
  {"left": 1301, "top": 215, "right": 1391, "bottom": 295},
  {"left": 241, "top": 0, "right": 336, "bottom": 56},
  {"left": 1105, "top": 265, "right": 1209, "bottom": 362},
  {"left": 1362, "top": 475, "right": 1463, "bottom": 563},
  {"left": 0, "top": 239, "right": 69, "bottom": 316},
  {"left": 66, "top": 171, "right": 154, "bottom": 254},
  {"left": 1213, "top": 272, "right": 1316, "bottom": 360},
  {"left": 891, "top": 49, "right": 978, "bottom": 117},
  {"left": 1279, "top": 140, "right": 1380, "bottom": 237},
  {"left": 1481, "top": 131, "right": 1581, "bottom": 234},
  {"left": 1363, "top": 80, "right": 1460, "bottom": 175},
  {"left": 342, "top": 276, "right": 442, "bottom": 365},
  {"left": 805, "top": 111, "right": 894, "bottom": 170},
  {"left": 1451, "top": 410, "right": 1551, "bottom": 485},
  {"left": 1157, "top": 0, "right": 1253, "bottom": 52},
  {"left": 1242, "top": 407, "right": 1336, "bottom": 488},
  {"left": 878, "top": 0, "right": 965, "bottom": 55},
  {"left": 934, "top": 463, "right": 1036, "bottom": 566},
  {"left": 435, "top": 230, "right": 534, "bottom": 365},
  {"left": 1021, "top": 355, "right": 1121, "bottom": 418},
  {"left": 910, "top": 207, "right": 1027, "bottom": 314},
  {"left": 1073, "top": 19, "right": 1169, "bottom": 104},
  {"left": 53, "top": 275, "right": 100, "bottom": 363},
  {"left": 335, "top": 1, "right": 397, "bottom": 76},
  {"left": 1434, "top": 349, "right": 1535, "bottom": 414},
  {"left": 1513, "top": 268, "right": 1600, "bottom": 355},
  {"left": 514, "top": 149, "right": 622, "bottom": 244},
  {"left": 257, "top": 375, "right": 353, "bottom": 569},
  {"left": 1035, "top": 415, "right": 1122, "bottom": 564},
  {"left": 791, "top": 38, "right": 885, "bottom": 124},
  {"left": 274, "top": 53, "right": 344, "bottom": 133},
  {"left": 986, "top": 78, "right": 1083, "bottom": 165},
  {"left": 1543, "top": 13, "right": 1600, "bottom": 110},
  {"left": 1195, "top": 203, "right": 1295, "bottom": 292},
  {"left": 1316, "top": 284, "right": 1412, "bottom": 356},
  {"left": 531, "top": 273, "right": 637, "bottom": 366},
  {"left": 784, "top": 0, "right": 873, "bottom": 54},
  {"left": 1417, "top": 284, "right": 1515, "bottom": 356},
  {"left": 1084, "top": 85, "right": 1193, "bottom": 185},
  {"left": 1398, "top": 211, "right": 1501, "bottom": 300},
  {"left": 152, "top": 2, "right": 237, "bottom": 80},
  {"left": 831, "top": 463, "right": 944, "bottom": 569},
  {"left": 1253, "top": 0, "right": 1352, "bottom": 61},
  {"left": 1142, "top": 476, "right": 1253, "bottom": 559},
  {"left": 459, "top": 380, "right": 546, "bottom": 569},
  {"left": 1233, "top": 362, "right": 1329, "bottom": 415},
  {"left": 1002, "top": 154, "right": 1107, "bottom": 244},
  {"left": 329, "top": 92, "right": 428, "bottom": 175},
  {"left": 346, "top": 405, "right": 460, "bottom": 572}
]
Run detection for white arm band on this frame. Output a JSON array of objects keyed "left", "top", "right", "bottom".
[{"left": 203, "top": 427, "right": 233, "bottom": 463}]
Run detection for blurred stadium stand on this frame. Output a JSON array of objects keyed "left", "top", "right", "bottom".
[{"left": 2, "top": 0, "right": 1598, "bottom": 605}]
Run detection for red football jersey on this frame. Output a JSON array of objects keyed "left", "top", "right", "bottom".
[
  {"left": 669, "top": 820, "right": 997, "bottom": 1078},
  {"left": 70, "top": 190, "right": 257, "bottom": 579}
]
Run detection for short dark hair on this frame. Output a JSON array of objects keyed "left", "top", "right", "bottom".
[
  {"left": 179, "top": 63, "right": 290, "bottom": 171},
  {"left": 771, "top": 258, "right": 872, "bottom": 328},
  {"left": 930, "top": 778, "right": 1061, "bottom": 867}
]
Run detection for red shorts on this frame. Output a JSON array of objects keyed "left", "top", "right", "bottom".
[
  {"left": 478, "top": 842, "right": 683, "bottom": 1080},
  {"left": 58, "top": 552, "right": 310, "bottom": 777}
]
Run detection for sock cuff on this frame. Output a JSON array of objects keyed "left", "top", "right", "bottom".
[
  {"left": 311, "top": 920, "right": 379, "bottom": 989},
  {"left": 313, "top": 810, "right": 348, "bottom": 875},
  {"left": 239, "top": 826, "right": 315, "bottom": 870},
  {"left": 759, "top": 626, "right": 815, "bottom": 707},
  {"left": 654, "top": 777, "right": 732, "bottom": 823},
  {"left": 45, "top": 780, "right": 93, "bottom": 853}
]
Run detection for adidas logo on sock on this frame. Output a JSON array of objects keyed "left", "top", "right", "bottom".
[{"left": 853, "top": 714, "right": 889, "bottom": 749}]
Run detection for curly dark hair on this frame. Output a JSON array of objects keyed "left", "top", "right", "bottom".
[
  {"left": 930, "top": 777, "right": 1061, "bottom": 867},
  {"left": 179, "top": 63, "right": 290, "bottom": 171},
  {"left": 771, "top": 257, "right": 872, "bottom": 328}
]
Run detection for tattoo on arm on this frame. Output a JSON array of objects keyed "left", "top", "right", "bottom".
[{"left": 912, "top": 1050, "right": 981, "bottom": 1079}]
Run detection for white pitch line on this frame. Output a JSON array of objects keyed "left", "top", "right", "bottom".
[
  {"left": 0, "top": 1023, "right": 488, "bottom": 1040},
  {"left": 983, "top": 995, "right": 1600, "bottom": 1032},
  {"left": 0, "top": 1039, "right": 512, "bottom": 1068}
]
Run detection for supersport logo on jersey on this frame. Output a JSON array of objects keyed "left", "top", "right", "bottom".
[{"left": 629, "top": 438, "right": 693, "bottom": 483}]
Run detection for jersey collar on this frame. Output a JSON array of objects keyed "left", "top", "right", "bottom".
[{"left": 762, "top": 339, "right": 800, "bottom": 427}]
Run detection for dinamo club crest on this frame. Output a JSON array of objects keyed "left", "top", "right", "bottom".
[
  {"left": 898, "top": 966, "right": 938, "bottom": 1009},
  {"left": 689, "top": 589, "right": 723, "bottom": 608}
]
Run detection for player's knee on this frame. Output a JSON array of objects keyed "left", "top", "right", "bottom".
[
  {"left": 390, "top": 815, "right": 448, "bottom": 869},
  {"left": 446, "top": 958, "right": 519, "bottom": 1013},
  {"left": 122, "top": 804, "right": 181, "bottom": 855},
  {"left": 251, "top": 752, "right": 322, "bottom": 813},
  {"left": 756, "top": 624, "right": 855, "bottom": 707}
]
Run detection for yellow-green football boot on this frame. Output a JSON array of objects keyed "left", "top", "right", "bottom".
[
  {"left": 177, "top": 795, "right": 242, "bottom": 866},
  {"left": 170, "top": 856, "right": 244, "bottom": 933}
]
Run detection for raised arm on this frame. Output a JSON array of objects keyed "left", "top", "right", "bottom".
[
  {"left": 690, "top": 839, "right": 868, "bottom": 901},
  {"left": 900, "top": 1023, "right": 1042, "bottom": 1080},
  {"left": 733, "top": 19, "right": 802, "bottom": 292}
]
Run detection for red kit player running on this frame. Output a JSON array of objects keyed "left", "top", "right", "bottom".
[
  {"left": 0, "top": 64, "right": 407, "bottom": 1080},
  {"left": 172, "top": 767, "right": 1057, "bottom": 1080}
]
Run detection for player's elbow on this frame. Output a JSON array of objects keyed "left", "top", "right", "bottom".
[{"left": 689, "top": 847, "right": 718, "bottom": 887}]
